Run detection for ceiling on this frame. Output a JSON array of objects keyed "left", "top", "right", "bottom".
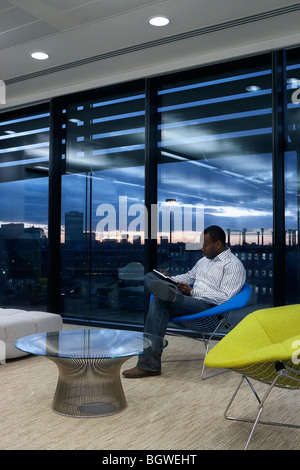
[{"left": 1, "top": 0, "right": 300, "bottom": 109}]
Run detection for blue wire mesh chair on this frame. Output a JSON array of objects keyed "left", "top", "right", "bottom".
[{"left": 167, "top": 283, "right": 252, "bottom": 379}]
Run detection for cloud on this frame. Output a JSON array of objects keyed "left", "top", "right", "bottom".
[{"left": 205, "top": 206, "right": 272, "bottom": 218}]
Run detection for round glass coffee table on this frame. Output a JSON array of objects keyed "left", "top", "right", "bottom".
[{"left": 15, "top": 328, "right": 167, "bottom": 418}]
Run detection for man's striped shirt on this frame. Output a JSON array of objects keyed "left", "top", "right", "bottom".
[{"left": 171, "top": 248, "right": 246, "bottom": 305}]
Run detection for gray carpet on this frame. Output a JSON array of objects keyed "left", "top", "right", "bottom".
[{"left": 1, "top": 327, "right": 300, "bottom": 450}]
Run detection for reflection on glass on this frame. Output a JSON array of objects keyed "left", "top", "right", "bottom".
[
  {"left": 285, "top": 48, "right": 300, "bottom": 304},
  {"left": 0, "top": 108, "right": 50, "bottom": 309},
  {"left": 61, "top": 90, "right": 145, "bottom": 324},
  {"left": 157, "top": 56, "right": 273, "bottom": 319}
]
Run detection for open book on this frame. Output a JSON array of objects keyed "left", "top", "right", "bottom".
[{"left": 152, "top": 269, "right": 178, "bottom": 286}]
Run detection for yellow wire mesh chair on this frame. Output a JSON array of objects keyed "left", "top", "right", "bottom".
[{"left": 204, "top": 304, "right": 300, "bottom": 449}]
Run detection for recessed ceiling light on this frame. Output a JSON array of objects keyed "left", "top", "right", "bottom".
[
  {"left": 246, "top": 85, "right": 261, "bottom": 92},
  {"left": 287, "top": 78, "right": 300, "bottom": 89},
  {"left": 30, "top": 51, "right": 50, "bottom": 60},
  {"left": 287, "top": 78, "right": 300, "bottom": 83},
  {"left": 148, "top": 16, "right": 170, "bottom": 27}
]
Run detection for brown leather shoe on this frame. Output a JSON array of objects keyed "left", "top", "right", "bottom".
[{"left": 122, "top": 366, "right": 161, "bottom": 378}]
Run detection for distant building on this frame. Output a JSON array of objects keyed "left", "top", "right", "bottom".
[{"left": 65, "top": 211, "right": 84, "bottom": 242}]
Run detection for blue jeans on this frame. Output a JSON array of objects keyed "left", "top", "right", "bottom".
[{"left": 137, "top": 272, "right": 215, "bottom": 372}]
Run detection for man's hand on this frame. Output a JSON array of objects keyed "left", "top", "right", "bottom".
[
  {"left": 160, "top": 269, "right": 170, "bottom": 276},
  {"left": 177, "top": 282, "right": 193, "bottom": 296}
]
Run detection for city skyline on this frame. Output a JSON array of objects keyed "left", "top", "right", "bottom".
[
  {"left": 0, "top": 157, "right": 282, "bottom": 242},
  {"left": 0, "top": 215, "right": 290, "bottom": 247}
]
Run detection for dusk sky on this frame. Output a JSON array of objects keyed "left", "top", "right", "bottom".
[
  {"left": 0, "top": 152, "right": 289, "bottom": 246},
  {"left": 1, "top": 73, "right": 299, "bottom": 246}
]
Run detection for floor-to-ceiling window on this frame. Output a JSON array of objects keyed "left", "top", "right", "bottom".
[
  {"left": 285, "top": 47, "right": 300, "bottom": 304},
  {"left": 1, "top": 49, "right": 299, "bottom": 324},
  {"left": 156, "top": 55, "right": 273, "bottom": 321},
  {"left": 0, "top": 105, "right": 50, "bottom": 309},
  {"left": 61, "top": 85, "right": 146, "bottom": 324}
]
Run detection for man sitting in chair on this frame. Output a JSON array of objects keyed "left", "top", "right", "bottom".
[{"left": 123, "top": 225, "right": 246, "bottom": 378}]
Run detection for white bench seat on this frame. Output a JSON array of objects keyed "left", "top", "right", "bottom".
[{"left": 0, "top": 308, "right": 63, "bottom": 361}]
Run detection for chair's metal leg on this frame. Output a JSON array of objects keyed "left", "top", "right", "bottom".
[
  {"left": 225, "top": 373, "right": 300, "bottom": 450},
  {"left": 163, "top": 316, "right": 231, "bottom": 379},
  {"left": 201, "top": 364, "right": 229, "bottom": 380},
  {"left": 200, "top": 319, "right": 230, "bottom": 380},
  {"left": 243, "top": 375, "right": 283, "bottom": 450},
  {"left": 244, "top": 407, "right": 264, "bottom": 450},
  {"left": 200, "top": 337, "right": 229, "bottom": 380},
  {"left": 224, "top": 375, "right": 247, "bottom": 419},
  {"left": 162, "top": 337, "right": 228, "bottom": 379}
]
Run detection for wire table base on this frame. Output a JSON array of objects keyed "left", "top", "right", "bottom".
[{"left": 49, "top": 356, "right": 130, "bottom": 417}]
